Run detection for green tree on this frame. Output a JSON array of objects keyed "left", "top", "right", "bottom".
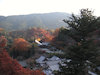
[{"left": 57, "top": 9, "right": 100, "bottom": 75}]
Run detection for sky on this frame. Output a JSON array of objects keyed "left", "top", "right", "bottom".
[{"left": 0, "top": 0, "right": 100, "bottom": 16}]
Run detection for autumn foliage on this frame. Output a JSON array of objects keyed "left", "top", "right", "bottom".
[
  {"left": 0, "top": 36, "right": 45, "bottom": 75},
  {"left": 0, "top": 49, "right": 45, "bottom": 75},
  {"left": 0, "top": 36, "right": 7, "bottom": 48},
  {"left": 10, "top": 38, "right": 34, "bottom": 59},
  {"left": 0, "top": 28, "right": 4, "bottom": 32},
  {"left": 9, "top": 28, "right": 54, "bottom": 42},
  {"left": 26, "top": 28, "right": 53, "bottom": 42},
  {"left": 12, "top": 38, "right": 31, "bottom": 51}
]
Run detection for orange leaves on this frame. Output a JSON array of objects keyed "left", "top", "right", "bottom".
[
  {"left": 0, "top": 36, "right": 45, "bottom": 75},
  {"left": 44, "top": 34, "right": 53, "bottom": 42},
  {"left": 36, "top": 28, "right": 53, "bottom": 42},
  {"left": 12, "top": 38, "right": 31, "bottom": 51},
  {"left": 0, "top": 28, "right": 4, "bottom": 31},
  {"left": 9, "top": 28, "right": 53, "bottom": 42},
  {"left": 28, "top": 28, "right": 53, "bottom": 42}
]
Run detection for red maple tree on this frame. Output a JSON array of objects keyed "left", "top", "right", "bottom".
[{"left": 0, "top": 36, "right": 45, "bottom": 75}]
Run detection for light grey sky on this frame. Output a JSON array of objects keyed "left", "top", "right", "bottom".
[{"left": 0, "top": 0, "right": 100, "bottom": 16}]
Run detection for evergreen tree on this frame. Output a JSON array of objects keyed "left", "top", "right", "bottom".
[{"left": 57, "top": 9, "right": 100, "bottom": 75}]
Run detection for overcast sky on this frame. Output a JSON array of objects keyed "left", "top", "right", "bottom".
[{"left": 0, "top": 0, "right": 100, "bottom": 16}]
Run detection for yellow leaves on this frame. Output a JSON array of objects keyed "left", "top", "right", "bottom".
[{"left": 36, "top": 38, "right": 41, "bottom": 41}]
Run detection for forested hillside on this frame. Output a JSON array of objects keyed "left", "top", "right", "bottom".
[{"left": 0, "top": 12, "right": 70, "bottom": 31}]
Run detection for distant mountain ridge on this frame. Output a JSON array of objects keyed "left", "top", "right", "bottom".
[{"left": 0, "top": 12, "right": 70, "bottom": 31}]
